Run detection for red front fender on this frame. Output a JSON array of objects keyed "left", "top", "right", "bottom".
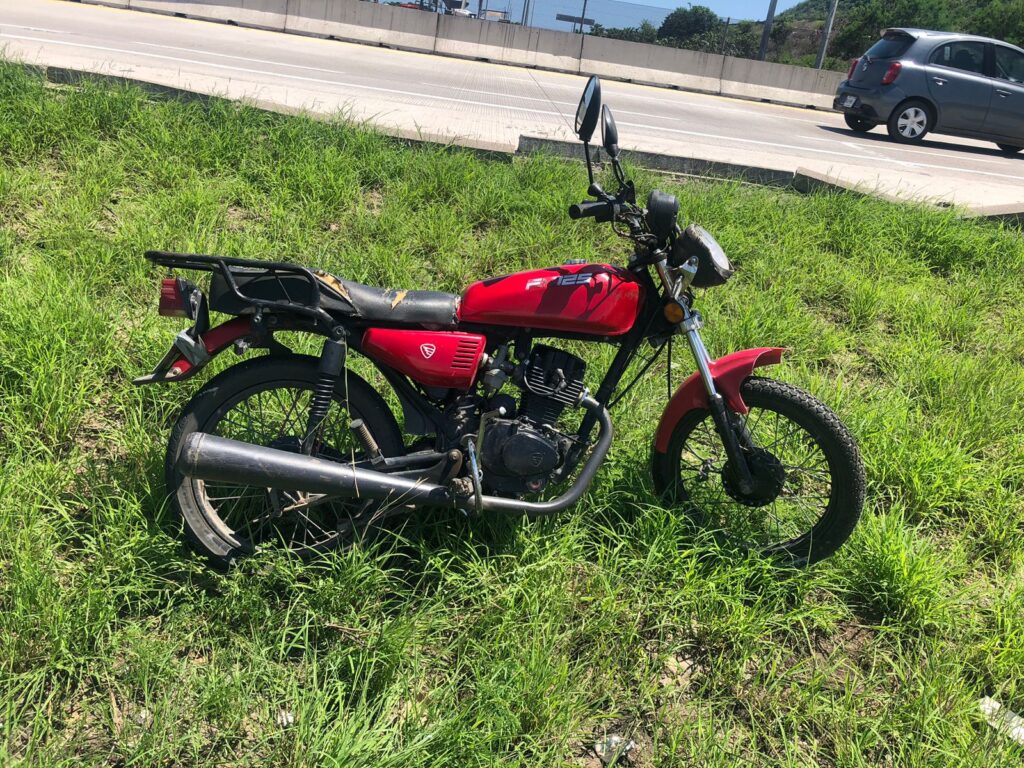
[{"left": 652, "top": 347, "right": 785, "bottom": 453}]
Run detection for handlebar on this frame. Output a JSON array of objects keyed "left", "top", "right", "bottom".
[{"left": 568, "top": 200, "right": 614, "bottom": 222}]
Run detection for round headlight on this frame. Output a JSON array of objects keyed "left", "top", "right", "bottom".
[{"left": 679, "top": 224, "right": 734, "bottom": 288}]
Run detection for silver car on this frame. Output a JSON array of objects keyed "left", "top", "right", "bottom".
[{"left": 834, "top": 28, "right": 1024, "bottom": 154}]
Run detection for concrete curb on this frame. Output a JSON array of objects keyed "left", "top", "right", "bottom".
[
  {"left": 517, "top": 136, "right": 795, "bottom": 187},
  {"left": 34, "top": 64, "right": 1024, "bottom": 226}
]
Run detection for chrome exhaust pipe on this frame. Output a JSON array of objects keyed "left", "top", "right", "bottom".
[{"left": 176, "top": 397, "right": 613, "bottom": 517}]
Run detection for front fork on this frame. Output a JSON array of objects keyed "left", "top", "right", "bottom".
[{"left": 682, "top": 308, "right": 756, "bottom": 495}]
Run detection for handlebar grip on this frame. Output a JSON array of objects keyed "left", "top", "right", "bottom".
[{"left": 569, "top": 200, "right": 614, "bottom": 222}]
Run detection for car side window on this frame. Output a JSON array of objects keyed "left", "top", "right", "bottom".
[
  {"left": 929, "top": 41, "right": 987, "bottom": 74},
  {"left": 994, "top": 46, "right": 1024, "bottom": 84}
]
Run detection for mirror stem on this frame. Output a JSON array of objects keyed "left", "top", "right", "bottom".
[{"left": 583, "top": 141, "right": 595, "bottom": 187}]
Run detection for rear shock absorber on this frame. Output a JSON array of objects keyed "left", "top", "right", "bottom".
[{"left": 302, "top": 331, "right": 347, "bottom": 455}]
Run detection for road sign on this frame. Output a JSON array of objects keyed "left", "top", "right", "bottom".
[{"left": 555, "top": 13, "right": 595, "bottom": 26}]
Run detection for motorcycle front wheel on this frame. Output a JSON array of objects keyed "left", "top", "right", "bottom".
[
  {"left": 652, "top": 376, "right": 865, "bottom": 566},
  {"left": 165, "top": 355, "right": 404, "bottom": 568}
]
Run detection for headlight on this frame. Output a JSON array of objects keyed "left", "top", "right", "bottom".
[{"left": 672, "top": 224, "right": 734, "bottom": 288}]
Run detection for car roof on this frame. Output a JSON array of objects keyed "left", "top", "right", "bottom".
[{"left": 884, "top": 28, "right": 1024, "bottom": 51}]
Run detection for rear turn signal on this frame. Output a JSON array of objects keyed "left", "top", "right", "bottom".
[
  {"left": 159, "top": 278, "right": 192, "bottom": 318},
  {"left": 846, "top": 58, "right": 859, "bottom": 80},
  {"left": 881, "top": 61, "right": 902, "bottom": 85}
]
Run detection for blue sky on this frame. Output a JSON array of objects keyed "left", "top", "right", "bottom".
[{"left": 477, "top": 0, "right": 807, "bottom": 29}]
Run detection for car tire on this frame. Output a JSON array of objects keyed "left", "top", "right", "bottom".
[
  {"left": 844, "top": 114, "right": 877, "bottom": 133},
  {"left": 887, "top": 100, "right": 933, "bottom": 143},
  {"left": 996, "top": 143, "right": 1023, "bottom": 154}
]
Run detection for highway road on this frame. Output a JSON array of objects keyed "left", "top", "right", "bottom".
[{"left": 2, "top": 0, "right": 1022, "bottom": 211}]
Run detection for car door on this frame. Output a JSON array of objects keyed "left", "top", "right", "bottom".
[
  {"left": 984, "top": 45, "right": 1024, "bottom": 143},
  {"left": 925, "top": 40, "right": 993, "bottom": 132}
]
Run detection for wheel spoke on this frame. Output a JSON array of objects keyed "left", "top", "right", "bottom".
[
  {"left": 190, "top": 381, "right": 372, "bottom": 555},
  {"left": 674, "top": 395, "right": 835, "bottom": 553}
]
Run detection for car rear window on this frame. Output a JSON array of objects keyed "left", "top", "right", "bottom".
[{"left": 864, "top": 32, "right": 914, "bottom": 59}]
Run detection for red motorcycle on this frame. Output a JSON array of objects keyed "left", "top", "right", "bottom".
[{"left": 137, "top": 77, "right": 864, "bottom": 568}]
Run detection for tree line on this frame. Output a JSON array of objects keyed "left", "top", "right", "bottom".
[{"left": 589, "top": 1, "right": 1024, "bottom": 68}]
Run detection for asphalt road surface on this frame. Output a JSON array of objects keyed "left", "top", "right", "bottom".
[{"left": 2, "top": 0, "right": 1022, "bottom": 210}]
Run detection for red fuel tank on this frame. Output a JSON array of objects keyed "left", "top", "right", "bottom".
[
  {"left": 361, "top": 329, "right": 486, "bottom": 390},
  {"left": 458, "top": 263, "right": 642, "bottom": 337}
]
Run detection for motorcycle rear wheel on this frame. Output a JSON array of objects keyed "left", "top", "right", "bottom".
[
  {"left": 652, "top": 376, "right": 864, "bottom": 566},
  {"left": 165, "top": 355, "right": 404, "bottom": 568}
]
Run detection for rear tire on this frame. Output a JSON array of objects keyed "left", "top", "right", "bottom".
[
  {"left": 887, "top": 99, "right": 933, "bottom": 143},
  {"left": 844, "top": 114, "right": 877, "bottom": 133},
  {"left": 997, "top": 143, "right": 1023, "bottom": 154},
  {"left": 652, "top": 377, "right": 865, "bottom": 566},
  {"left": 165, "top": 355, "right": 404, "bottom": 568}
]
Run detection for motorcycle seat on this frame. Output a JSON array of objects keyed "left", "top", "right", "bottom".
[{"left": 208, "top": 267, "right": 459, "bottom": 327}]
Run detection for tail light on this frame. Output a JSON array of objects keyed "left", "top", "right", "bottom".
[
  {"left": 847, "top": 58, "right": 859, "bottom": 79},
  {"left": 159, "top": 277, "right": 197, "bottom": 319},
  {"left": 881, "top": 61, "right": 902, "bottom": 85}
]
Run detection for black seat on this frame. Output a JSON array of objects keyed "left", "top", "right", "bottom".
[
  {"left": 336, "top": 279, "right": 459, "bottom": 327},
  {"left": 208, "top": 268, "right": 459, "bottom": 327}
]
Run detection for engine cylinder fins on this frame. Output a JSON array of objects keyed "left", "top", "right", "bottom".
[{"left": 521, "top": 345, "right": 587, "bottom": 427}]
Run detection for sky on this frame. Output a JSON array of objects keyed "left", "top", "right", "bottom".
[{"left": 473, "top": 0, "right": 807, "bottom": 30}]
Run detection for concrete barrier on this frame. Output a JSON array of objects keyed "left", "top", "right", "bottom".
[
  {"left": 285, "top": 0, "right": 438, "bottom": 52},
  {"left": 721, "top": 57, "right": 843, "bottom": 108},
  {"left": 434, "top": 15, "right": 580, "bottom": 72},
  {"left": 129, "top": 0, "right": 289, "bottom": 31},
  {"left": 581, "top": 35, "right": 724, "bottom": 94}
]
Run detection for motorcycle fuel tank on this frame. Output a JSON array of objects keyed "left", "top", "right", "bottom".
[
  {"left": 361, "top": 329, "right": 486, "bottom": 390},
  {"left": 458, "top": 263, "right": 642, "bottom": 337}
]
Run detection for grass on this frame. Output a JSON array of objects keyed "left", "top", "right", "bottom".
[{"left": 1, "top": 61, "right": 1023, "bottom": 766}]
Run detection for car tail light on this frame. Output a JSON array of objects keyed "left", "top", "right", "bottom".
[
  {"left": 847, "top": 58, "right": 859, "bottom": 79},
  {"left": 159, "top": 278, "right": 195, "bottom": 318},
  {"left": 881, "top": 61, "right": 902, "bottom": 85}
]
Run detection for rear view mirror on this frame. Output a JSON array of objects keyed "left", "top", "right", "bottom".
[
  {"left": 575, "top": 76, "right": 601, "bottom": 143},
  {"left": 601, "top": 105, "right": 619, "bottom": 158}
]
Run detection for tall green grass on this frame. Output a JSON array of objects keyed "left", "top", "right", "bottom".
[{"left": 1, "top": 62, "right": 1023, "bottom": 766}]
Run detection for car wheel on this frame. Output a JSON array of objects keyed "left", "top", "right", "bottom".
[
  {"left": 887, "top": 100, "right": 933, "bottom": 143},
  {"left": 996, "top": 143, "right": 1023, "bottom": 154},
  {"left": 844, "top": 114, "right": 877, "bottom": 133}
]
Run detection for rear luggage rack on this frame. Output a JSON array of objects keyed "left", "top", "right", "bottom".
[{"left": 145, "top": 250, "right": 337, "bottom": 326}]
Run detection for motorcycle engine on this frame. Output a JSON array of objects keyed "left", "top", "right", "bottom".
[{"left": 480, "top": 345, "right": 586, "bottom": 496}]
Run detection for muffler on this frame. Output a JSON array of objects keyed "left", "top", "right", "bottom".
[
  {"left": 176, "top": 397, "right": 613, "bottom": 517},
  {"left": 176, "top": 432, "right": 453, "bottom": 507}
]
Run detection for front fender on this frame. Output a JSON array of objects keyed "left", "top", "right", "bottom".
[{"left": 652, "top": 347, "right": 785, "bottom": 454}]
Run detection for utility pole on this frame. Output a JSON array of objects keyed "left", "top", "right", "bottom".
[
  {"left": 721, "top": 17, "right": 730, "bottom": 55},
  {"left": 757, "top": 0, "right": 778, "bottom": 61},
  {"left": 815, "top": 0, "right": 841, "bottom": 69},
  {"left": 579, "top": 0, "right": 589, "bottom": 33}
]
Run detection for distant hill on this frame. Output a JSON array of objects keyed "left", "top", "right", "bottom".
[
  {"left": 780, "top": 0, "right": 872, "bottom": 22},
  {"left": 778, "top": 0, "right": 1024, "bottom": 57}
]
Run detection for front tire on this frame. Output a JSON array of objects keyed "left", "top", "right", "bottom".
[
  {"left": 844, "top": 114, "right": 877, "bottom": 133},
  {"left": 887, "top": 100, "right": 933, "bottom": 143},
  {"left": 165, "top": 355, "right": 404, "bottom": 567},
  {"left": 652, "top": 377, "right": 865, "bottom": 566}
]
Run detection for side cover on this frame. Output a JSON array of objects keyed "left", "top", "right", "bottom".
[
  {"left": 652, "top": 347, "right": 785, "bottom": 453},
  {"left": 361, "top": 329, "right": 486, "bottom": 390}
]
